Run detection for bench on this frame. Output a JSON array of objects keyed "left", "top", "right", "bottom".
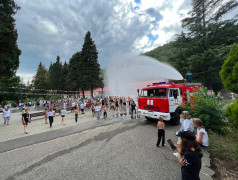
[
  {"left": 55, "top": 107, "right": 75, "bottom": 114},
  {"left": 30, "top": 111, "right": 45, "bottom": 119},
  {"left": 65, "top": 106, "right": 75, "bottom": 112},
  {"left": 54, "top": 108, "right": 61, "bottom": 113}
]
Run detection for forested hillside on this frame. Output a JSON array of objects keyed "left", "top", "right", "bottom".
[
  {"left": 144, "top": 42, "right": 175, "bottom": 62},
  {"left": 144, "top": 0, "right": 238, "bottom": 92}
]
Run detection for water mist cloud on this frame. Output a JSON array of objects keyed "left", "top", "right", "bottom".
[{"left": 106, "top": 55, "right": 183, "bottom": 98}]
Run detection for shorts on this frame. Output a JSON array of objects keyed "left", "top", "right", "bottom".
[
  {"left": 61, "top": 115, "right": 65, "bottom": 117},
  {"left": 81, "top": 109, "right": 84, "bottom": 112},
  {"left": 23, "top": 120, "right": 28, "bottom": 126},
  {"left": 4, "top": 117, "right": 10, "bottom": 120}
]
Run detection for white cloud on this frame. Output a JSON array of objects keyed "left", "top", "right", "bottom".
[
  {"left": 14, "top": 0, "right": 192, "bottom": 76},
  {"left": 16, "top": 72, "right": 35, "bottom": 84}
]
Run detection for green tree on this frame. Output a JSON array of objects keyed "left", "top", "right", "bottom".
[
  {"left": 79, "top": 31, "right": 102, "bottom": 98},
  {"left": 0, "top": 75, "right": 21, "bottom": 105},
  {"left": 167, "top": 0, "right": 238, "bottom": 91},
  {"left": 68, "top": 52, "right": 82, "bottom": 91},
  {"left": 181, "top": 0, "right": 238, "bottom": 37},
  {"left": 168, "top": 32, "right": 194, "bottom": 77},
  {"left": 48, "top": 56, "right": 63, "bottom": 90},
  {"left": 32, "top": 62, "right": 49, "bottom": 89},
  {"left": 62, "top": 61, "right": 69, "bottom": 90},
  {"left": 144, "top": 42, "right": 176, "bottom": 62},
  {"left": 0, "top": 0, "right": 21, "bottom": 78},
  {"left": 220, "top": 43, "right": 238, "bottom": 93},
  {"left": 0, "top": 0, "right": 21, "bottom": 104}
]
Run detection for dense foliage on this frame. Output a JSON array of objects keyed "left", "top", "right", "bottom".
[
  {"left": 0, "top": 0, "right": 21, "bottom": 105},
  {"left": 226, "top": 99, "right": 238, "bottom": 127},
  {"left": 62, "top": 61, "right": 69, "bottom": 91},
  {"left": 182, "top": 88, "right": 226, "bottom": 134},
  {"left": 67, "top": 51, "right": 82, "bottom": 91},
  {"left": 48, "top": 56, "right": 64, "bottom": 90},
  {"left": 31, "top": 31, "right": 103, "bottom": 98},
  {"left": 79, "top": 31, "right": 102, "bottom": 97},
  {"left": 220, "top": 43, "right": 238, "bottom": 93},
  {"left": 144, "top": 42, "right": 176, "bottom": 62},
  {"left": 0, "top": 0, "right": 21, "bottom": 78},
  {"left": 32, "top": 62, "right": 48, "bottom": 89},
  {"left": 0, "top": 75, "right": 22, "bottom": 106},
  {"left": 145, "top": 0, "right": 238, "bottom": 92}
]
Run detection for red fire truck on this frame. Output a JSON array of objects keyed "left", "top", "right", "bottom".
[{"left": 137, "top": 81, "right": 202, "bottom": 125}]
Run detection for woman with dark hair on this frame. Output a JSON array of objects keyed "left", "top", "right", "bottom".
[{"left": 177, "top": 131, "right": 203, "bottom": 180}]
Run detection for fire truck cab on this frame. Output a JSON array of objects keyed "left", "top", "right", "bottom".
[{"left": 137, "top": 82, "right": 202, "bottom": 125}]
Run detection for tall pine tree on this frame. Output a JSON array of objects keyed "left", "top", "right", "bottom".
[
  {"left": 62, "top": 61, "right": 69, "bottom": 90},
  {"left": 169, "top": 0, "right": 238, "bottom": 91},
  {"left": 0, "top": 0, "right": 21, "bottom": 104},
  {"left": 33, "top": 62, "right": 49, "bottom": 89},
  {"left": 48, "top": 56, "right": 63, "bottom": 90},
  {"left": 182, "top": 0, "right": 238, "bottom": 37},
  {"left": 0, "top": 0, "right": 21, "bottom": 78},
  {"left": 79, "top": 31, "right": 102, "bottom": 98},
  {"left": 68, "top": 52, "right": 82, "bottom": 91}
]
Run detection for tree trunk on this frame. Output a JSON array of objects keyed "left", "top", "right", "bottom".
[
  {"left": 83, "top": 90, "right": 85, "bottom": 99},
  {"left": 101, "top": 87, "right": 104, "bottom": 97}
]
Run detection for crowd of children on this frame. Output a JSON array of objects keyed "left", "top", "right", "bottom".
[{"left": 7, "top": 96, "right": 137, "bottom": 134}]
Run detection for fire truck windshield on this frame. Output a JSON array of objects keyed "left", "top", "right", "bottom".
[{"left": 141, "top": 88, "right": 167, "bottom": 98}]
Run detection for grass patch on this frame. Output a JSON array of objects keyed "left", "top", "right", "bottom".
[
  {"left": 209, "top": 128, "right": 238, "bottom": 179},
  {"left": 209, "top": 127, "right": 238, "bottom": 167}
]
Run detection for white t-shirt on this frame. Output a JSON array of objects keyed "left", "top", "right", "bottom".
[
  {"left": 180, "top": 118, "right": 184, "bottom": 125},
  {"left": 80, "top": 104, "right": 84, "bottom": 109},
  {"left": 4, "top": 110, "right": 10, "bottom": 117},
  {"left": 179, "top": 119, "right": 194, "bottom": 132},
  {"left": 95, "top": 106, "right": 101, "bottom": 112},
  {"left": 48, "top": 111, "right": 55, "bottom": 116},
  {"left": 197, "top": 128, "right": 209, "bottom": 146}
]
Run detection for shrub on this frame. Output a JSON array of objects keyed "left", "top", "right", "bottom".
[
  {"left": 36, "top": 97, "right": 44, "bottom": 101},
  {"left": 49, "top": 96, "right": 61, "bottom": 100},
  {"left": 24, "top": 98, "right": 34, "bottom": 103},
  {"left": 182, "top": 87, "right": 226, "bottom": 134},
  {"left": 220, "top": 43, "right": 238, "bottom": 94},
  {"left": 1, "top": 100, "right": 7, "bottom": 107},
  {"left": 226, "top": 99, "right": 238, "bottom": 127}
]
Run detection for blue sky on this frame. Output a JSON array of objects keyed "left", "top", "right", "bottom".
[{"left": 14, "top": 0, "right": 192, "bottom": 83}]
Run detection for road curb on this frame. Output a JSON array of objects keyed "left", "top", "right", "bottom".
[{"left": 200, "top": 148, "right": 215, "bottom": 180}]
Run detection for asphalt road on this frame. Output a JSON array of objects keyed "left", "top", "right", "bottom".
[{"left": 0, "top": 118, "right": 181, "bottom": 180}]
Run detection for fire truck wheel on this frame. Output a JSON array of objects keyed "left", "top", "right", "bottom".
[
  {"left": 145, "top": 116, "right": 152, "bottom": 121},
  {"left": 171, "top": 108, "right": 182, "bottom": 125}
]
